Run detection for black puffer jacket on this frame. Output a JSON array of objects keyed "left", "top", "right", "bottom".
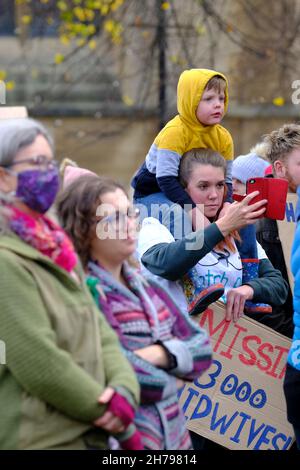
[{"left": 256, "top": 217, "right": 294, "bottom": 338}]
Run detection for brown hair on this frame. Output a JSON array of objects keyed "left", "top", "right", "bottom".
[
  {"left": 179, "top": 148, "right": 240, "bottom": 252},
  {"left": 263, "top": 123, "right": 300, "bottom": 165},
  {"left": 56, "top": 174, "right": 127, "bottom": 268},
  {"left": 180, "top": 148, "right": 227, "bottom": 188},
  {"left": 205, "top": 76, "right": 226, "bottom": 94}
]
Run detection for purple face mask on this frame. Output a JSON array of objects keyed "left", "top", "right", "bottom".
[{"left": 15, "top": 167, "right": 60, "bottom": 213}]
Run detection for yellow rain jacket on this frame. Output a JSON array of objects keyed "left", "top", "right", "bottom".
[{"left": 132, "top": 68, "right": 233, "bottom": 207}]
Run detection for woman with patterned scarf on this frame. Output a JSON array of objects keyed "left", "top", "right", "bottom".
[
  {"left": 0, "top": 118, "right": 142, "bottom": 450},
  {"left": 57, "top": 171, "right": 213, "bottom": 450}
]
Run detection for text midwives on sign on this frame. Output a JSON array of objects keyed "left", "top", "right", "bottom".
[{"left": 179, "top": 308, "right": 293, "bottom": 450}]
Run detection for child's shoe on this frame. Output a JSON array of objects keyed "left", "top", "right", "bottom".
[{"left": 182, "top": 267, "right": 224, "bottom": 316}]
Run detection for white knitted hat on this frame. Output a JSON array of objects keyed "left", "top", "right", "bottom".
[{"left": 232, "top": 153, "right": 270, "bottom": 184}]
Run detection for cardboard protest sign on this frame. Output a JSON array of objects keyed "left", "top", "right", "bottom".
[
  {"left": 178, "top": 302, "right": 294, "bottom": 450},
  {"left": 277, "top": 193, "right": 298, "bottom": 293},
  {"left": 0, "top": 107, "right": 28, "bottom": 119}
]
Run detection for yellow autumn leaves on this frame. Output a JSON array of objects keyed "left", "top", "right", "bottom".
[
  {"left": 272, "top": 97, "right": 285, "bottom": 107},
  {"left": 17, "top": 0, "right": 125, "bottom": 64},
  {"left": 55, "top": 0, "right": 125, "bottom": 59},
  {"left": 0, "top": 71, "right": 15, "bottom": 91}
]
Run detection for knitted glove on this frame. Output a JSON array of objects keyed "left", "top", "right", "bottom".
[
  {"left": 107, "top": 391, "right": 135, "bottom": 428},
  {"left": 119, "top": 426, "right": 144, "bottom": 450}
]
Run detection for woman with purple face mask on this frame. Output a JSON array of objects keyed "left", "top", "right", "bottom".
[{"left": 0, "top": 118, "right": 142, "bottom": 450}]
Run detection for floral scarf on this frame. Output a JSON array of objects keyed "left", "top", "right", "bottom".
[{"left": 8, "top": 205, "right": 77, "bottom": 273}]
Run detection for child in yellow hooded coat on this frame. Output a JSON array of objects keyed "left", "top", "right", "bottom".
[
  {"left": 132, "top": 68, "right": 233, "bottom": 212},
  {"left": 132, "top": 69, "right": 233, "bottom": 314}
]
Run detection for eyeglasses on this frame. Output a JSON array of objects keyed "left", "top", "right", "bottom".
[
  {"left": 7, "top": 155, "right": 58, "bottom": 171},
  {"left": 98, "top": 206, "right": 140, "bottom": 231},
  {"left": 100, "top": 206, "right": 140, "bottom": 229},
  {"left": 95, "top": 206, "right": 140, "bottom": 240}
]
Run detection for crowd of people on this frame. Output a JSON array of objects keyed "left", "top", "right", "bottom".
[{"left": 0, "top": 67, "right": 300, "bottom": 451}]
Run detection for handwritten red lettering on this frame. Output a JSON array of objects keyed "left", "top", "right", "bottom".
[
  {"left": 257, "top": 343, "right": 273, "bottom": 372},
  {"left": 220, "top": 323, "right": 248, "bottom": 360},
  {"left": 199, "top": 308, "right": 230, "bottom": 353},
  {"left": 267, "top": 345, "right": 289, "bottom": 379},
  {"left": 199, "top": 309, "right": 289, "bottom": 381},
  {"left": 239, "top": 336, "right": 260, "bottom": 366}
]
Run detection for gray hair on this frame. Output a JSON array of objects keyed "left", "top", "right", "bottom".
[
  {"left": 0, "top": 118, "right": 54, "bottom": 234},
  {"left": 0, "top": 118, "right": 54, "bottom": 167}
]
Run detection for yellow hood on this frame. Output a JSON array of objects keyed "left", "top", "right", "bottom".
[{"left": 177, "top": 68, "right": 229, "bottom": 128}]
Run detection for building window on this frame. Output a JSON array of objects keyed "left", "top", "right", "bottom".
[
  {"left": 0, "top": 0, "right": 15, "bottom": 36},
  {"left": 30, "top": 0, "right": 59, "bottom": 38}
]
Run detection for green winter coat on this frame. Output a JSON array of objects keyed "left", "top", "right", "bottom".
[{"left": 0, "top": 234, "right": 139, "bottom": 450}]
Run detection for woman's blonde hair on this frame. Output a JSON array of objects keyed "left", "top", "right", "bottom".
[{"left": 263, "top": 123, "right": 300, "bottom": 165}]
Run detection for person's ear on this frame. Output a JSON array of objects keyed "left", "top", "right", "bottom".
[
  {"left": 0, "top": 166, "right": 14, "bottom": 192},
  {"left": 273, "top": 160, "right": 286, "bottom": 178}
]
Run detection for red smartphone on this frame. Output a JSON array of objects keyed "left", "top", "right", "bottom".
[
  {"left": 246, "top": 177, "right": 288, "bottom": 220},
  {"left": 232, "top": 193, "right": 245, "bottom": 202}
]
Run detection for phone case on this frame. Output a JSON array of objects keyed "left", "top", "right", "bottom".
[
  {"left": 246, "top": 177, "right": 288, "bottom": 220},
  {"left": 232, "top": 193, "right": 245, "bottom": 202}
]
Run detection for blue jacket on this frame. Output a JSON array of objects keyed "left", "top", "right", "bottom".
[{"left": 288, "top": 220, "right": 300, "bottom": 370}]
